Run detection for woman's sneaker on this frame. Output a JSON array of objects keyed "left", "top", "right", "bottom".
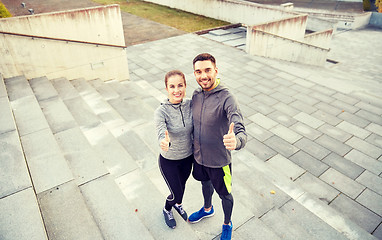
[
  {"left": 173, "top": 203, "right": 188, "bottom": 221},
  {"left": 163, "top": 208, "right": 176, "bottom": 229},
  {"left": 188, "top": 206, "right": 215, "bottom": 223}
]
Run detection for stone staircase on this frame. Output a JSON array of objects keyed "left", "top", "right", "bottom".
[{"left": 0, "top": 73, "right": 378, "bottom": 239}]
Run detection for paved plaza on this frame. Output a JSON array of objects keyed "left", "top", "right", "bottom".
[{"left": 1, "top": 0, "right": 382, "bottom": 239}]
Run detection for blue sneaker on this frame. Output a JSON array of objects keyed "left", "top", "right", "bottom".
[
  {"left": 188, "top": 206, "right": 215, "bottom": 223},
  {"left": 220, "top": 221, "right": 233, "bottom": 240}
]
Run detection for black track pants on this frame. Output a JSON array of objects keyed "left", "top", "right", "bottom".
[{"left": 159, "top": 154, "right": 193, "bottom": 211}]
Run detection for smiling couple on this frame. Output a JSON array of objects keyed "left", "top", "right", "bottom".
[{"left": 154, "top": 53, "right": 247, "bottom": 240}]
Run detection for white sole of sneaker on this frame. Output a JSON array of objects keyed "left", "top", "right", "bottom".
[{"left": 188, "top": 212, "right": 215, "bottom": 224}]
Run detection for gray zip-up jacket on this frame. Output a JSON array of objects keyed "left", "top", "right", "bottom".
[
  {"left": 154, "top": 99, "right": 193, "bottom": 160},
  {"left": 192, "top": 83, "right": 246, "bottom": 168}
]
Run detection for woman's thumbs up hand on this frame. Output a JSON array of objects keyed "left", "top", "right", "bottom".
[{"left": 160, "top": 130, "right": 171, "bottom": 151}]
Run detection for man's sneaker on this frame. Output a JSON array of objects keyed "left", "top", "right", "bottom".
[
  {"left": 220, "top": 221, "right": 233, "bottom": 240},
  {"left": 188, "top": 206, "right": 215, "bottom": 223},
  {"left": 163, "top": 208, "right": 176, "bottom": 229},
  {"left": 173, "top": 203, "right": 188, "bottom": 221}
]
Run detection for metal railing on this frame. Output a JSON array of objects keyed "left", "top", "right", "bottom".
[{"left": 0, "top": 30, "right": 127, "bottom": 49}]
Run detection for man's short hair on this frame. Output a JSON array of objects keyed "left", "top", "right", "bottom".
[{"left": 193, "top": 53, "right": 216, "bottom": 68}]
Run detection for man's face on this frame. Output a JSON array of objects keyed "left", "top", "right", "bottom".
[{"left": 194, "top": 60, "right": 218, "bottom": 91}]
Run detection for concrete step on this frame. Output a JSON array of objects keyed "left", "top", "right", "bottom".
[
  {"left": 0, "top": 188, "right": 48, "bottom": 240},
  {"left": 0, "top": 130, "right": 32, "bottom": 198},
  {"left": 0, "top": 74, "right": 16, "bottom": 134},
  {"left": 260, "top": 207, "right": 318, "bottom": 240},
  {"left": 54, "top": 127, "right": 109, "bottom": 185},
  {"left": 116, "top": 168, "right": 200, "bottom": 240},
  {"left": 233, "top": 149, "right": 378, "bottom": 240},
  {"left": 37, "top": 180, "right": 103, "bottom": 240},
  {"left": 280, "top": 199, "right": 349, "bottom": 240},
  {"left": 80, "top": 174, "right": 154, "bottom": 239},
  {"left": 29, "top": 76, "right": 59, "bottom": 101},
  {"left": 88, "top": 78, "right": 119, "bottom": 100},
  {"left": 5, "top": 76, "right": 50, "bottom": 137},
  {"left": 69, "top": 78, "right": 139, "bottom": 176}
]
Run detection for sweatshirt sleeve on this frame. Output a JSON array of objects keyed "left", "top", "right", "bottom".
[
  {"left": 224, "top": 93, "right": 247, "bottom": 150},
  {"left": 154, "top": 106, "right": 166, "bottom": 146}
]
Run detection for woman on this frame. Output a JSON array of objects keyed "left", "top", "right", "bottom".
[{"left": 154, "top": 70, "right": 193, "bottom": 229}]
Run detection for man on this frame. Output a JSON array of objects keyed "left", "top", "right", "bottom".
[{"left": 188, "top": 53, "right": 247, "bottom": 240}]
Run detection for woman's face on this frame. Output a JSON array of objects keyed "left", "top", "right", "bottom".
[{"left": 166, "top": 74, "right": 186, "bottom": 104}]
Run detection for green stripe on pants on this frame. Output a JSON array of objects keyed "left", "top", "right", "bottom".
[{"left": 222, "top": 165, "right": 232, "bottom": 194}]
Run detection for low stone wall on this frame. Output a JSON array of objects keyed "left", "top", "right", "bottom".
[
  {"left": 246, "top": 29, "right": 329, "bottom": 66},
  {"left": 143, "top": 0, "right": 298, "bottom": 25},
  {"left": 0, "top": 5, "right": 129, "bottom": 81},
  {"left": 370, "top": 12, "right": 382, "bottom": 28}
]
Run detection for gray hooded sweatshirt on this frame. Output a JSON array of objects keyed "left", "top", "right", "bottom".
[
  {"left": 154, "top": 99, "right": 193, "bottom": 160},
  {"left": 192, "top": 82, "right": 247, "bottom": 168}
]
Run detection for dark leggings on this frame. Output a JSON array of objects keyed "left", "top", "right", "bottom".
[
  {"left": 202, "top": 180, "right": 234, "bottom": 224},
  {"left": 159, "top": 154, "right": 193, "bottom": 211}
]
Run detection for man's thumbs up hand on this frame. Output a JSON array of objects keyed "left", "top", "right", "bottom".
[
  {"left": 160, "top": 130, "right": 171, "bottom": 151},
  {"left": 223, "top": 122, "right": 236, "bottom": 151}
]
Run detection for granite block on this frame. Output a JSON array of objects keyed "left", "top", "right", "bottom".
[
  {"left": 245, "top": 138, "right": 277, "bottom": 161},
  {"left": 318, "top": 123, "right": 352, "bottom": 142},
  {"left": 290, "top": 122, "right": 323, "bottom": 140},
  {"left": 315, "top": 102, "right": 342, "bottom": 116},
  {"left": 294, "top": 112, "right": 324, "bottom": 129},
  {"left": 293, "top": 93, "right": 320, "bottom": 106},
  {"left": 280, "top": 199, "right": 348, "bottom": 240},
  {"left": 355, "top": 101, "right": 382, "bottom": 115},
  {"left": 4, "top": 76, "right": 34, "bottom": 101},
  {"left": 356, "top": 170, "right": 382, "bottom": 195},
  {"left": 295, "top": 172, "right": 339, "bottom": 203},
  {"left": 315, "top": 134, "right": 352, "bottom": 156},
  {"left": 345, "top": 149, "right": 382, "bottom": 175},
  {"left": 270, "top": 92, "right": 294, "bottom": 104},
  {"left": 332, "top": 92, "right": 359, "bottom": 105},
  {"left": 366, "top": 133, "right": 382, "bottom": 148},
  {"left": 268, "top": 111, "right": 298, "bottom": 127},
  {"left": 294, "top": 137, "right": 331, "bottom": 160},
  {"left": 10, "top": 96, "right": 50, "bottom": 136},
  {"left": 322, "top": 153, "right": 364, "bottom": 179},
  {"left": 265, "top": 136, "right": 300, "bottom": 158},
  {"left": 29, "top": 77, "right": 58, "bottom": 101},
  {"left": 248, "top": 113, "right": 278, "bottom": 130},
  {"left": 267, "top": 154, "right": 305, "bottom": 180},
  {"left": 21, "top": 126, "right": 74, "bottom": 190},
  {"left": 312, "top": 109, "right": 342, "bottom": 126},
  {"left": 273, "top": 102, "right": 300, "bottom": 116},
  {"left": 0, "top": 130, "right": 31, "bottom": 198},
  {"left": 290, "top": 151, "right": 329, "bottom": 177},
  {"left": 366, "top": 123, "right": 382, "bottom": 137},
  {"left": 245, "top": 122, "right": 273, "bottom": 142},
  {"left": 320, "top": 168, "right": 365, "bottom": 199},
  {"left": 37, "top": 181, "right": 103, "bottom": 240},
  {"left": 0, "top": 188, "right": 47, "bottom": 240},
  {"left": 330, "top": 193, "right": 381, "bottom": 233},
  {"left": 338, "top": 111, "right": 370, "bottom": 128},
  {"left": 356, "top": 188, "right": 382, "bottom": 216},
  {"left": 346, "top": 136, "right": 382, "bottom": 159},
  {"left": 0, "top": 97, "right": 16, "bottom": 134},
  {"left": 332, "top": 99, "right": 360, "bottom": 114},
  {"left": 290, "top": 100, "right": 317, "bottom": 114},
  {"left": 270, "top": 124, "right": 302, "bottom": 144},
  {"left": 355, "top": 109, "right": 382, "bottom": 125}
]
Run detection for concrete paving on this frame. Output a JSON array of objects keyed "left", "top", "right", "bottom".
[{"left": 1, "top": 0, "right": 382, "bottom": 239}]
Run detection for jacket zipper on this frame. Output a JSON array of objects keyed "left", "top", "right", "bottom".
[{"left": 179, "top": 104, "right": 185, "bottom": 127}]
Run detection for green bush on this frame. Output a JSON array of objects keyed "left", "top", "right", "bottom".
[
  {"left": 0, "top": 1, "right": 12, "bottom": 18},
  {"left": 363, "top": 0, "right": 371, "bottom": 10}
]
